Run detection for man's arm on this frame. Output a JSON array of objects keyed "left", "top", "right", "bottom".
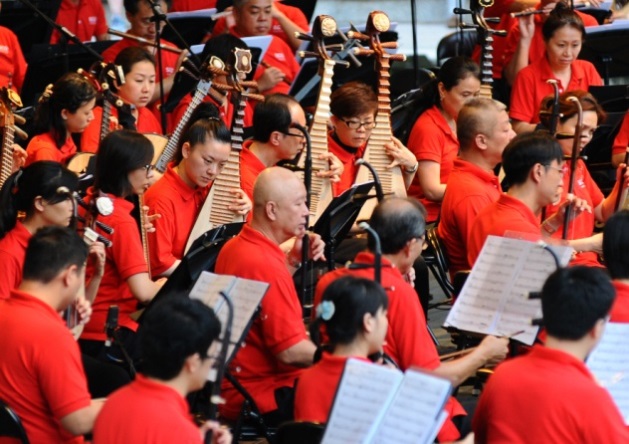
[
  {"left": 275, "top": 339, "right": 316, "bottom": 367},
  {"left": 60, "top": 399, "right": 104, "bottom": 436}
]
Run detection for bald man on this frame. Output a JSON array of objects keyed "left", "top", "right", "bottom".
[{"left": 214, "top": 167, "right": 323, "bottom": 425}]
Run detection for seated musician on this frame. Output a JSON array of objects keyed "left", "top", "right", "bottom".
[
  {"left": 82, "top": 46, "right": 162, "bottom": 153},
  {"left": 406, "top": 57, "right": 481, "bottom": 223},
  {"left": 314, "top": 197, "right": 508, "bottom": 443},
  {"left": 509, "top": 3, "right": 603, "bottom": 134},
  {"left": 467, "top": 132, "right": 602, "bottom": 266},
  {"left": 25, "top": 72, "right": 97, "bottom": 166},
  {"left": 0, "top": 227, "right": 104, "bottom": 443},
  {"left": 239, "top": 93, "right": 342, "bottom": 201},
  {"left": 0, "top": 1, "right": 27, "bottom": 94},
  {"left": 79, "top": 130, "right": 164, "bottom": 362},
  {"left": 328, "top": 81, "right": 419, "bottom": 197},
  {"left": 603, "top": 210, "right": 629, "bottom": 322},
  {"left": 94, "top": 297, "right": 233, "bottom": 444},
  {"left": 50, "top": 0, "right": 109, "bottom": 44},
  {"left": 214, "top": 167, "right": 324, "bottom": 425},
  {"left": 212, "top": 0, "right": 309, "bottom": 52},
  {"left": 144, "top": 118, "right": 251, "bottom": 277},
  {"left": 438, "top": 98, "right": 515, "bottom": 279},
  {"left": 226, "top": 0, "right": 300, "bottom": 94},
  {"left": 473, "top": 266, "right": 629, "bottom": 442},
  {"left": 102, "top": 0, "right": 187, "bottom": 105},
  {"left": 540, "top": 90, "right": 627, "bottom": 267}
]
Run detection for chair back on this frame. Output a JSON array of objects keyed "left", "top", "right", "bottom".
[
  {"left": 436, "top": 29, "right": 478, "bottom": 66},
  {"left": 0, "top": 399, "right": 29, "bottom": 444},
  {"left": 423, "top": 226, "right": 455, "bottom": 297},
  {"left": 276, "top": 421, "right": 325, "bottom": 444}
]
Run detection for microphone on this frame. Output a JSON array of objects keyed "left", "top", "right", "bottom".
[
  {"left": 146, "top": 0, "right": 167, "bottom": 22},
  {"left": 104, "top": 305, "right": 119, "bottom": 347},
  {"left": 358, "top": 221, "right": 382, "bottom": 284},
  {"left": 355, "top": 158, "right": 384, "bottom": 202}
]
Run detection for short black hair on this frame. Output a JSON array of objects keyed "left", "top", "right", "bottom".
[
  {"left": 139, "top": 297, "right": 221, "bottom": 380},
  {"left": 502, "top": 131, "right": 563, "bottom": 186},
  {"left": 95, "top": 130, "right": 154, "bottom": 197},
  {"left": 330, "top": 81, "right": 378, "bottom": 119},
  {"left": 542, "top": 266, "right": 614, "bottom": 340},
  {"left": 22, "top": 226, "right": 88, "bottom": 284},
  {"left": 603, "top": 210, "right": 629, "bottom": 280},
  {"left": 174, "top": 118, "right": 232, "bottom": 164},
  {"left": 457, "top": 98, "right": 507, "bottom": 151},
  {"left": 368, "top": 197, "right": 427, "bottom": 254},
  {"left": 542, "top": 2, "right": 585, "bottom": 42},
  {"left": 115, "top": 46, "right": 156, "bottom": 75},
  {"left": 252, "top": 94, "right": 298, "bottom": 143}
]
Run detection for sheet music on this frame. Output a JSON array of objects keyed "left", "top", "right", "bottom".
[
  {"left": 586, "top": 322, "right": 629, "bottom": 425},
  {"left": 370, "top": 368, "right": 452, "bottom": 444},
  {"left": 445, "top": 236, "right": 572, "bottom": 345},
  {"left": 321, "top": 359, "right": 402, "bottom": 444},
  {"left": 189, "top": 271, "right": 268, "bottom": 380}
]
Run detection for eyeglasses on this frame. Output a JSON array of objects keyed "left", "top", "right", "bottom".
[
  {"left": 543, "top": 164, "right": 564, "bottom": 174},
  {"left": 342, "top": 119, "right": 376, "bottom": 130},
  {"left": 283, "top": 131, "right": 306, "bottom": 140},
  {"left": 144, "top": 164, "right": 156, "bottom": 177}
]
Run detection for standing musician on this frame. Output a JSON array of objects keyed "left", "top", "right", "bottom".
[
  {"left": 79, "top": 130, "right": 164, "bottom": 362},
  {"left": 25, "top": 72, "right": 96, "bottom": 166},
  {"left": 50, "top": 0, "right": 109, "bottom": 44},
  {"left": 603, "top": 210, "right": 629, "bottom": 322},
  {"left": 473, "top": 266, "right": 629, "bottom": 442},
  {"left": 226, "top": 0, "right": 300, "bottom": 95},
  {"left": 406, "top": 57, "right": 481, "bottom": 223},
  {"left": 314, "top": 197, "right": 508, "bottom": 443},
  {"left": 93, "top": 297, "right": 233, "bottom": 444},
  {"left": 82, "top": 47, "right": 162, "bottom": 153},
  {"left": 214, "top": 167, "right": 324, "bottom": 425},
  {"left": 0, "top": 227, "right": 104, "bottom": 443},
  {"left": 144, "top": 118, "right": 251, "bottom": 278}
]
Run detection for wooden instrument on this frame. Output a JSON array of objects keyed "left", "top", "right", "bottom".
[
  {"left": 138, "top": 193, "right": 152, "bottom": 276},
  {"left": 185, "top": 49, "right": 263, "bottom": 253},
  {"left": 296, "top": 15, "right": 343, "bottom": 223},
  {"left": 0, "top": 87, "right": 23, "bottom": 189},
  {"left": 351, "top": 11, "right": 407, "bottom": 220},
  {"left": 615, "top": 146, "right": 629, "bottom": 211},
  {"left": 563, "top": 96, "right": 583, "bottom": 240},
  {"left": 470, "top": 0, "right": 506, "bottom": 99}
]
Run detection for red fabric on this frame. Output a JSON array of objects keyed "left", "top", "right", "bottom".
[
  {"left": 544, "top": 159, "right": 604, "bottom": 267},
  {"left": 314, "top": 251, "right": 464, "bottom": 442},
  {"left": 214, "top": 224, "right": 308, "bottom": 419},
  {"left": 93, "top": 375, "right": 201, "bottom": 443},
  {"left": 327, "top": 131, "right": 366, "bottom": 197},
  {"left": 0, "top": 223, "right": 30, "bottom": 300},
  {"left": 144, "top": 164, "right": 209, "bottom": 277},
  {"left": 612, "top": 112, "right": 629, "bottom": 158},
  {"left": 170, "top": 0, "right": 216, "bottom": 12},
  {"left": 473, "top": 345, "right": 629, "bottom": 443},
  {"left": 0, "top": 27, "right": 27, "bottom": 93},
  {"left": 510, "top": 57, "right": 602, "bottom": 124},
  {"left": 468, "top": 193, "right": 541, "bottom": 266},
  {"left": 213, "top": 2, "right": 308, "bottom": 50},
  {"left": 406, "top": 105, "right": 459, "bottom": 222},
  {"left": 102, "top": 37, "right": 180, "bottom": 83},
  {"left": 51, "top": 0, "right": 108, "bottom": 44},
  {"left": 25, "top": 133, "right": 77, "bottom": 166},
  {"left": 169, "top": 92, "right": 254, "bottom": 134},
  {"left": 438, "top": 159, "right": 502, "bottom": 278},
  {"left": 81, "top": 105, "right": 162, "bottom": 153},
  {"left": 80, "top": 191, "right": 147, "bottom": 341},
  {"left": 0, "top": 290, "right": 91, "bottom": 444},
  {"left": 611, "top": 281, "right": 629, "bottom": 323},
  {"left": 239, "top": 140, "right": 266, "bottom": 202}
]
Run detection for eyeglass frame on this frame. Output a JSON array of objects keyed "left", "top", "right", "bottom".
[{"left": 341, "top": 118, "right": 377, "bottom": 130}]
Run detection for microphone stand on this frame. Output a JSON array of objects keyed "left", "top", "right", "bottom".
[
  {"left": 357, "top": 222, "right": 382, "bottom": 284},
  {"left": 355, "top": 158, "right": 384, "bottom": 202}
]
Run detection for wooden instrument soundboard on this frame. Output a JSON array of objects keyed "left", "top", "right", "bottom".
[{"left": 0, "top": 87, "right": 22, "bottom": 189}]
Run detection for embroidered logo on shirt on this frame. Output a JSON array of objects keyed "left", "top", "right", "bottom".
[
  {"left": 0, "top": 45, "right": 9, "bottom": 55},
  {"left": 273, "top": 52, "right": 286, "bottom": 62},
  {"left": 88, "top": 16, "right": 98, "bottom": 25}
]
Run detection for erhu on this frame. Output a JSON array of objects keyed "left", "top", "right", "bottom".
[{"left": 562, "top": 96, "right": 584, "bottom": 240}]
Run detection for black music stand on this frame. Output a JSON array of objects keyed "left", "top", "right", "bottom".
[
  {"left": 580, "top": 22, "right": 629, "bottom": 85},
  {"left": 161, "top": 9, "right": 217, "bottom": 48},
  {"left": 0, "top": 0, "right": 61, "bottom": 56}
]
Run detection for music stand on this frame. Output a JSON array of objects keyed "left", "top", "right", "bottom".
[
  {"left": 0, "top": 0, "right": 61, "bottom": 57},
  {"left": 580, "top": 21, "right": 629, "bottom": 85},
  {"left": 161, "top": 8, "right": 217, "bottom": 48},
  {"left": 312, "top": 181, "right": 375, "bottom": 271}
]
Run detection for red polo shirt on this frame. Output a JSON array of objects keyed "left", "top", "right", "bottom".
[
  {"left": 80, "top": 191, "right": 148, "bottom": 341},
  {"left": 407, "top": 105, "right": 459, "bottom": 222},
  {"left": 26, "top": 132, "right": 77, "bottom": 166},
  {"left": 170, "top": 0, "right": 216, "bottom": 12},
  {"left": 93, "top": 375, "right": 201, "bottom": 443},
  {"left": 144, "top": 164, "right": 210, "bottom": 277},
  {"left": 51, "top": 0, "right": 108, "bottom": 44},
  {"left": 510, "top": 56, "right": 602, "bottom": 125},
  {"left": 468, "top": 193, "right": 541, "bottom": 266},
  {"left": 438, "top": 159, "right": 502, "bottom": 278},
  {"left": 0, "top": 27, "right": 27, "bottom": 93},
  {"left": 0, "top": 222, "right": 31, "bottom": 300},
  {"left": 473, "top": 345, "right": 629, "bottom": 443},
  {"left": 0, "top": 290, "right": 91, "bottom": 444},
  {"left": 239, "top": 140, "right": 267, "bottom": 202},
  {"left": 612, "top": 112, "right": 629, "bottom": 158},
  {"left": 327, "top": 131, "right": 366, "bottom": 197},
  {"left": 214, "top": 224, "right": 309, "bottom": 419},
  {"left": 611, "top": 281, "right": 629, "bottom": 323}
]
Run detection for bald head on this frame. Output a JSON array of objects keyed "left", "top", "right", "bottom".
[
  {"left": 457, "top": 98, "right": 507, "bottom": 151},
  {"left": 368, "top": 197, "right": 426, "bottom": 254},
  {"left": 253, "top": 167, "right": 302, "bottom": 209}
]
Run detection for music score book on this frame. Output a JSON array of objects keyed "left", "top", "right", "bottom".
[
  {"left": 586, "top": 322, "right": 629, "bottom": 425},
  {"left": 444, "top": 236, "right": 573, "bottom": 345},
  {"left": 321, "top": 358, "right": 451, "bottom": 444},
  {"left": 188, "top": 271, "right": 269, "bottom": 381}
]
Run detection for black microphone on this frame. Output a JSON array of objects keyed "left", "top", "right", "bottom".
[
  {"left": 104, "top": 305, "right": 119, "bottom": 347},
  {"left": 146, "top": 0, "right": 167, "bottom": 22},
  {"left": 355, "top": 158, "right": 384, "bottom": 202}
]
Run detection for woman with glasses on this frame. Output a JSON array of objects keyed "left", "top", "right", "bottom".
[
  {"left": 79, "top": 129, "right": 164, "bottom": 360},
  {"left": 328, "top": 81, "right": 418, "bottom": 197},
  {"left": 406, "top": 56, "right": 481, "bottom": 223}
]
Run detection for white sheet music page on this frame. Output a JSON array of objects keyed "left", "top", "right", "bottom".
[
  {"left": 586, "top": 322, "right": 629, "bottom": 425},
  {"left": 370, "top": 368, "right": 452, "bottom": 444},
  {"left": 444, "top": 236, "right": 572, "bottom": 345},
  {"left": 321, "top": 358, "right": 402, "bottom": 444}
]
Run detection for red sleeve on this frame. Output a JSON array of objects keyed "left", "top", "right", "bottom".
[
  {"left": 111, "top": 218, "right": 148, "bottom": 280},
  {"left": 278, "top": 3, "right": 309, "bottom": 31},
  {"left": 0, "top": 250, "right": 21, "bottom": 300},
  {"left": 26, "top": 139, "right": 61, "bottom": 164},
  {"left": 81, "top": 106, "right": 103, "bottom": 153},
  {"left": 509, "top": 66, "right": 537, "bottom": 123},
  {"left": 459, "top": 194, "right": 497, "bottom": 248},
  {"left": 407, "top": 109, "right": 446, "bottom": 163},
  {"left": 612, "top": 113, "right": 629, "bottom": 157},
  {"left": 145, "top": 187, "right": 178, "bottom": 277},
  {"left": 212, "top": 17, "right": 227, "bottom": 37},
  {"left": 9, "top": 31, "right": 26, "bottom": 93}
]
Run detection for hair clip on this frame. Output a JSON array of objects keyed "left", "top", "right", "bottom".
[
  {"left": 38, "top": 84, "right": 54, "bottom": 103},
  {"left": 206, "top": 116, "right": 222, "bottom": 123},
  {"left": 316, "top": 300, "right": 335, "bottom": 321},
  {"left": 95, "top": 191, "right": 114, "bottom": 216}
]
